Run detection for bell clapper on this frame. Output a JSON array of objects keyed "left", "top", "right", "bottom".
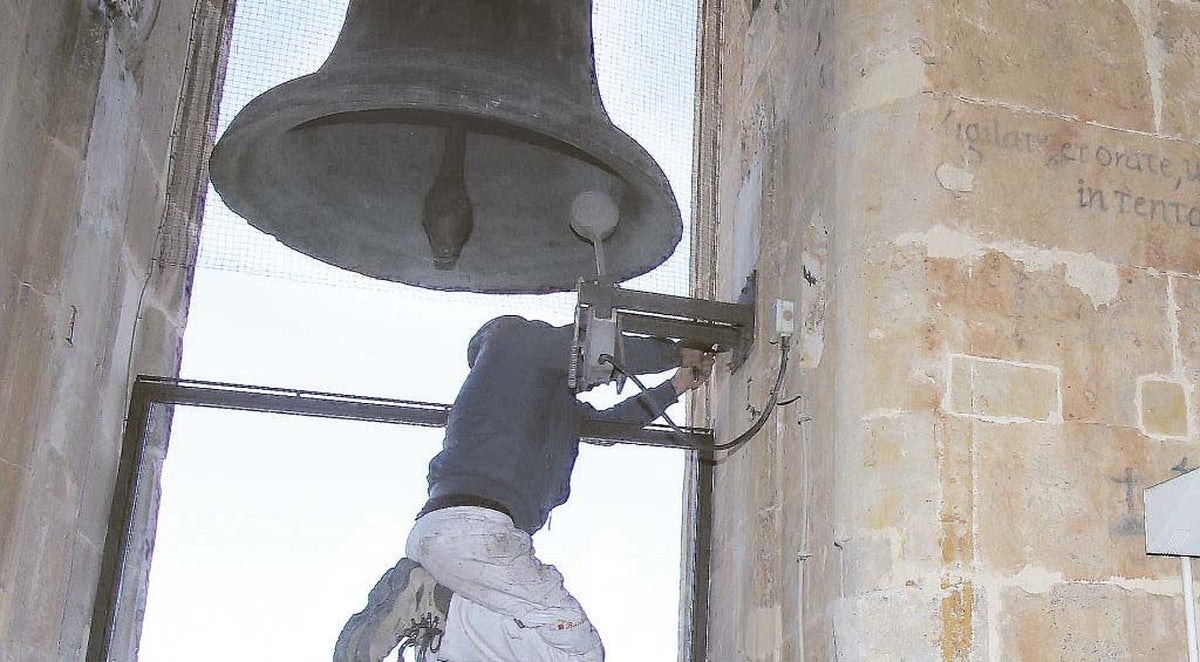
[
  {"left": 570, "top": 190, "right": 619, "bottom": 279},
  {"left": 421, "top": 125, "right": 474, "bottom": 271}
]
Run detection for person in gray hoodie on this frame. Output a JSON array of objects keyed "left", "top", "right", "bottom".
[{"left": 335, "top": 315, "right": 714, "bottom": 661}]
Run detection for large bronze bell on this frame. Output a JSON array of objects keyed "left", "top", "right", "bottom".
[{"left": 208, "top": 0, "right": 682, "bottom": 293}]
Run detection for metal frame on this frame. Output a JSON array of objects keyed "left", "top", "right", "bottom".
[
  {"left": 88, "top": 375, "right": 716, "bottom": 661},
  {"left": 575, "top": 279, "right": 756, "bottom": 376}
]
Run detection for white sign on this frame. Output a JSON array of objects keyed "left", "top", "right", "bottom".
[{"left": 1145, "top": 468, "right": 1200, "bottom": 557}]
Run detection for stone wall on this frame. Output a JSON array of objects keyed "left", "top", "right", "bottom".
[
  {"left": 697, "top": 0, "right": 1200, "bottom": 659},
  {"left": 0, "top": 1, "right": 224, "bottom": 658}
]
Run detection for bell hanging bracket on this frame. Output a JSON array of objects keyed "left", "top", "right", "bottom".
[{"left": 569, "top": 276, "right": 757, "bottom": 392}]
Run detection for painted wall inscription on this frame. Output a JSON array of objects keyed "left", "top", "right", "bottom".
[{"left": 944, "top": 110, "right": 1200, "bottom": 229}]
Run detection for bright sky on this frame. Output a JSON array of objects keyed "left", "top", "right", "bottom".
[{"left": 137, "top": 2, "right": 699, "bottom": 661}]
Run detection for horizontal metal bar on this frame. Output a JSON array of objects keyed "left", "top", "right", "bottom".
[
  {"left": 139, "top": 378, "right": 452, "bottom": 427},
  {"left": 619, "top": 314, "right": 743, "bottom": 351},
  {"left": 579, "top": 281, "right": 754, "bottom": 327},
  {"left": 575, "top": 281, "right": 756, "bottom": 373},
  {"left": 613, "top": 288, "right": 754, "bottom": 326},
  {"left": 133, "top": 377, "right": 713, "bottom": 449},
  {"left": 579, "top": 419, "right": 710, "bottom": 450}
]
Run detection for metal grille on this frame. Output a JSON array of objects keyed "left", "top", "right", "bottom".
[{"left": 161, "top": 0, "right": 699, "bottom": 314}]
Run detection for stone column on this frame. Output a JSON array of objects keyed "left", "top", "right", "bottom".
[
  {"left": 0, "top": 1, "right": 227, "bottom": 657},
  {"left": 697, "top": 0, "right": 1200, "bottom": 658}
]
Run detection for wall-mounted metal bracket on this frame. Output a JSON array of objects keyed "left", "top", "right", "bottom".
[{"left": 571, "top": 278, "right": 757, "bottom": 390}]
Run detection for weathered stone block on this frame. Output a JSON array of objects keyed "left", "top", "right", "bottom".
[
  {"left": 855, "top": 228, "right": 1173, "bottom": 429},
  {"left": 1170, "top": 275, "right": 1200, "bottom": 395},
  {"left": 1157, "top": 0, "right": 1200, "bottom": 142},
  {"left": 832, "top": 585, "right": 987, "bottom": 660},
  {"left": 925, "top": 1, "right": 1154, "bottom": 131},
  {"left": 1139, "top": 377, "right": 1190, "bottom": 439},
  {"left": 0, "top": 293, "right": 52, "bottom": 471},
  {"left": 9, "top": 516, "right": 73, "bottom": 652},
  {"left": 998, "top": 583, "right": 1188, "bottom": 661},
  {"left": 975, "top": 422, "right": 1191, "bottom": 580},
  {"left": 706, "top": 523, "right": 753, "bottom": 662},
  {"left": 832, "top": 533, "right": 897, "bottom": 599},
  {"left": 855, "top": 243, "right": 949, "bottom": 414},
  {"left": 0, "top": 461, "right": 23, "bottom": 583},
  {"left": 839, "top": 412, "right": 943, "bottom": 592},
  {"left": 919, "top": 246, "right": 1171, "bottom": 428},
  {"left": 752, "top": 506, "right": 780, "bottom": 607},
  {"left": 946, "top": 354, "right": 1061, "bottom": 423},
  {"left": 56, "top": 533, "right": 102, "bottom": 658},
  {"left": 23, "top": 143, "right": 85, "bottom": 294},
  {"left": 712, "top": 426, "right": 757, "bottom": 538},
  {"left": 834, "top": 0, "right": 925, "bottom": 116},
  {"left": 0, "top": 5, "right": 25, "bottom": 133}
]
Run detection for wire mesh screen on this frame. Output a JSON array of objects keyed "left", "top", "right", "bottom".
[{"left": 163, "top": 0, "right": 699, "bottom": 313}]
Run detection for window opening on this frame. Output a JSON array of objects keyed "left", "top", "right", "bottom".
[{"left": 96, "top": 1, "right": 708, "bottom": 659}]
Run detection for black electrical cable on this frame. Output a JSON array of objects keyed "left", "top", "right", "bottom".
[
  {"left": 710, "top": 335, "right": 789, "bottom": 453},
  {"left": 777, "top": 393, "right": 803, "bottom": 407},
  {"left": 599, "top": 335, "right": 791, "bottom": 455}
]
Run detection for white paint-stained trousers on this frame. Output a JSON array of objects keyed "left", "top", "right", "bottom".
[{"left": 406, "top": 506, "right": 605, "bottom": 662}]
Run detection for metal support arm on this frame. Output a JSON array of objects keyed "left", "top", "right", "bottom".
[{"left": 572, "top": 278, "right": 756, "bottom": 391}]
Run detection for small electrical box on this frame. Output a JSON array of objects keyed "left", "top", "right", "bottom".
[{"left": 771, "top": 299, "right": 795, "bottom": 340}]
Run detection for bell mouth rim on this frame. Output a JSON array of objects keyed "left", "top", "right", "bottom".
[{"left": 209, "top": 62, "right": 683, "bottom": 294}]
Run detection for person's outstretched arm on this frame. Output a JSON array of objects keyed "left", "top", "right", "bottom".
[
  {"left": 619, "top": 334, "right": 681, "bottom": 375},
  {"left": 583, "top": 349, "right": 716, "bottom": 425}
]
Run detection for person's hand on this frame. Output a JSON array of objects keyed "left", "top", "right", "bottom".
[{"left": 671, "top": 348, "right": 716, "bottom": 394}]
